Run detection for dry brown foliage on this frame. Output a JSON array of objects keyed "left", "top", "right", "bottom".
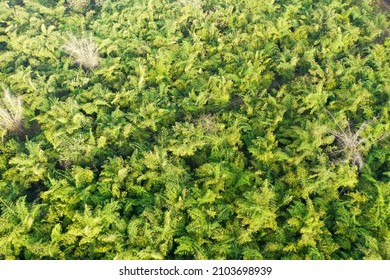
[
  {"left": 0, "top": 89, "right": 23, "bottom": 135},
  {"left": 63, "top": 34, "right": 100, "bottom": 70}
]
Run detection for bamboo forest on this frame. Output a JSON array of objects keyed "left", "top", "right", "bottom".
[{"left": 0, "top": 0, "right": 389, "bottom": 260}]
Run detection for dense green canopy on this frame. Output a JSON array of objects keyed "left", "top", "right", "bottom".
[{"left": 0, "top": 0, "right": 389, "bottom": 259}]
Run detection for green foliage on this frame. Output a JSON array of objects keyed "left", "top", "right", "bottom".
[{"left": 0, "top": 0, "right": 389, "bottom": 260}]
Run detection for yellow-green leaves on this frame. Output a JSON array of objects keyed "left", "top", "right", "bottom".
[{"left": 0, "top": 0, "right": 389, "bottom": 260}]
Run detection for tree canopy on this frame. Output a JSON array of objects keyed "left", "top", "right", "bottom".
[{"left": 0, "top": 0, "right": 389, "bottom": 259}]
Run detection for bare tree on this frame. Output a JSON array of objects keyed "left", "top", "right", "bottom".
[{"left": 328, "top": 111, "right": 388, "bottom": 171}]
